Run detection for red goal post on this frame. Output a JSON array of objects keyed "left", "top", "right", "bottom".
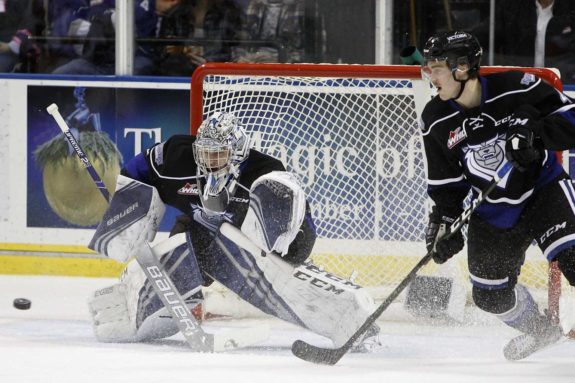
[{"left": 190, "top": 63, "right": 568, "bottom": 321}]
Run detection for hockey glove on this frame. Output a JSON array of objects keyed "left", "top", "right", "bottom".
[
  {"left": 505, "top": 105, "right": 544, "bottom": 172},
  {"left": 425, "top": 206, "right": 464, "bottom": 264}
]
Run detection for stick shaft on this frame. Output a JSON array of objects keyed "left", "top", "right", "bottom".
[
  {"left": 46, "top": 103, "right": 110, "bottom": 202},
  {"left": 291, "top": 161, "right": 514, "bottom": 365}
]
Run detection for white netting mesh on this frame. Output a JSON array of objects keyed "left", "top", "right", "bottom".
[{"left": 194, "top": 65, "right": 564, "bottom": 312}]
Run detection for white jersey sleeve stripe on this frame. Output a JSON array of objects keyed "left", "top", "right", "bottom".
[
  {"left": 427, "top": 174, "right": 465, "bottom": 186},
  {"left": 149, "top": 146, "right": 200, "bottom": 181},
  {"left": 422, "top": 111, "right": 460, "bottom": 136},
  {"left": 550, "top": 103, "right": 575, "bottom": 116},
  {"left": 544, "top": 234, "right": 575, "bottom": 260},
  {"left": 484, "top": 79, "right": 541, "bottom": 104}
]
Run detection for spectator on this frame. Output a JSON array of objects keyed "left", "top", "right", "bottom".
[
  {"left": 157, "top": 0, "right": 241, "bottom": 76},
  {"left": 0, "top": 0, "right": 44, "bottom": 72},
  {"left": 475, "top": 0, "right": 575, "bottom": 83},
  {"left": 234, "top": 0, "right": 305, "bottom": 63},
  {"left": 41, "top": 0, "right": 92, "bottom": 72},
  {"left": 52, "top": 0, "right": 183, "bottom": 75}
]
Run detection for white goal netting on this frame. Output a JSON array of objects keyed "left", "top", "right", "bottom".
[{"left": 191, "top": 63, "right": 570, "bottom": 320}]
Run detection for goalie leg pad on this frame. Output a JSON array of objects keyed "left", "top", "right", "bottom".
[
  {"left": 88, "top": 237, "right": 204, "bottom": 342},
  {"left": 241, "top": 171, "right": 306, "bottom": 256},
  {"left": 204, "top": 232, "right": 376, "bottom": 347}
]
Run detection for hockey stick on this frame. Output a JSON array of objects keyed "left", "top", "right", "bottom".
[
  {"left": 46, "top": 103, "right": 268, "bottom": 352},
  {"left": 291, "top": 161, "right": 514, "bottom": 365},
  {"left": 46, "top": 103, "right": 110, "bottom": 202}
]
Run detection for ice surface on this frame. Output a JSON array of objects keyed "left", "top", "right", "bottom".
[{"left": 0, "top": 275, "right": 574, "bottom": 383}]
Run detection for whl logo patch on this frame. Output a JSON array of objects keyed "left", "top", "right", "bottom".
[
  {"left": 447, "top": 127, "right": 467, "bottom": 149},
  {"left": 177, "top": 183, "right": 199, "bottom": 195}
]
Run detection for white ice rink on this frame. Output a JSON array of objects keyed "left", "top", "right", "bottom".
[{"left": 1, "top": 275, "right": 574, "bottom": 383}]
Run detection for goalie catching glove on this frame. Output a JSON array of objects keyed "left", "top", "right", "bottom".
[{"left": 425, "top": 206, "right": 464, "bottom": 264}]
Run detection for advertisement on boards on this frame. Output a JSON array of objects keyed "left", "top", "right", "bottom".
[{"left": 27, "top": 85, "right": 190, "bottom": 232}]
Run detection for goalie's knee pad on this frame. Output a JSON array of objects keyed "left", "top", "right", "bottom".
[
  {"left": 472, "top": 285, "right": 516, "bottom": 314},
  {"left": 556, "top": 247, "right": 575, "bottom": 286},
  {"left": 241, "top": 171, "right": 307, "bottom": 256},
  {"left": 88, "top": 240, "right": 204, "bottom": 343}
]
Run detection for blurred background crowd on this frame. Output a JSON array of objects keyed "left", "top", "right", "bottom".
[{"left": 0, "top": 0, "right": 574, "bottom": 83}]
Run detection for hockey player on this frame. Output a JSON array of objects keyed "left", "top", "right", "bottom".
[
  {"left": 420, "top": 31, "right": 575, "bottom": 360},
  {"left": 87, "top": 111, "right": 380, "bottom": 351}
]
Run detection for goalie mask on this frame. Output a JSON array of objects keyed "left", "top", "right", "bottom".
[{"left": 193, "top": 111, "right": 251, "bottom": 215}]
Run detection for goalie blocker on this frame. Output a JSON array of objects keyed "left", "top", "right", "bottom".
[{"left": 88, "top": 172, "right": 380, "bottom": 349}]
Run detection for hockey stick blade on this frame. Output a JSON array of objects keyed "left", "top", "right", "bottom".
[
  {"left": 291, "top": 161, "right": 513, "bottom": 365},
  {"left": 292, "top": 252, "right": 433, "bottom": 365}
]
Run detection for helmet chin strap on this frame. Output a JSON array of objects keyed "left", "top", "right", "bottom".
[{"left": 450, "top": 70, "right": 468, "bottom": 101}]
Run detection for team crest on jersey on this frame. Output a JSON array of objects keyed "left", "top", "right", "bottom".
[
  {"left": 462, "top": 134, "right": 508, "bottom": 185},
  {"left": 520, "top": 73, "right": 536, "bottom": 86},
  {"left": 447, "top": 127, "right": 467, "bottom": 149},
  {"left": 177, "top": 183, "right": 199, "bottom": 195}
]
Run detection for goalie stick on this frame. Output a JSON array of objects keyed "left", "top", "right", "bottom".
[
  {"left": 46, "top": 103, "right": 269, "bottom": 352},
  {"left": 290, "top": 161, "right": 514, "bottom": 365},
  {"left": 46, "top": 104, "right": 110, "bottom": 202}
]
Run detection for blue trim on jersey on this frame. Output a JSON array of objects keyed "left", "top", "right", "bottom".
[
  {"left": 546, "top": 240, "right": 575, "bottom": 261},
  {"left": 560, "top": 109, "right": 575, "bottom": 127},
  {"left": 123, "top": 153, "right": 151, "bottom": 184},
  {"left": 474, "top": 201, "right": 526, "bottom": 229},
  {"left": 474, "top": 154, "right": 563, "bottom": 228}
]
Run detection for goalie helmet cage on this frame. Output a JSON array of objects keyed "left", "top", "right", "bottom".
[{"left": 190, "top": 62, "right": 568, "bottom": 323}]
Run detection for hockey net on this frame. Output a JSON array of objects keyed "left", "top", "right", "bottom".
[{"left": 190, "top": 63, "right": 572, "bottom": 323}]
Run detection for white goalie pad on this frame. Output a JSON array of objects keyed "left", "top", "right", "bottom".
[
  {"left": 241, "top": 171, "right": 306, "bottom": 256},
  {"left": 89, "top": 175, "right": 165, "bottom": 263},
  {"left": 220, "top": 223, "right": 376, "bottom": 347}
]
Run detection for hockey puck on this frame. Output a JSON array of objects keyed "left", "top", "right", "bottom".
[{"left": 13, "top": 298, "right": 31, "bottom": 310}]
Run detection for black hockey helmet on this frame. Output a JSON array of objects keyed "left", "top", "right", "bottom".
[{"left": 422, "top": 31, "right": 482, "bottom": 76}]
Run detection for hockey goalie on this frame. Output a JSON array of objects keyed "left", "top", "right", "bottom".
[{"left": 87, "top": 111, "right": 381, "bottom": 351}]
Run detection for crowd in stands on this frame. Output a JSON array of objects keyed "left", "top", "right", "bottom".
[
  {"left": 0, "top": 0, "right": 310, "bottom": 76},
  {"left": 0, "top": 0, "right": 574, "bottom": 83}
]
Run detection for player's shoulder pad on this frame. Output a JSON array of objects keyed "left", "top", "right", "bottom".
[
  {"left": 151, "top": 134, "right": 196, "bottom": 168},
  {"left": 420, "top": 96, "right": 448, "bottom": 134},
  {"left": 485, "top": 70, "right": 539, "bottom": 90}
]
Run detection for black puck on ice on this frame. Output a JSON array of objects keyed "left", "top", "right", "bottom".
[{"left": 13, "top": 298, "right": 31, "bottom": 310}]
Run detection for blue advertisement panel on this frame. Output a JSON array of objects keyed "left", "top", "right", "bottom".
[{"left": 27, "top": 85, "right": 190, "bottom": 232}]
